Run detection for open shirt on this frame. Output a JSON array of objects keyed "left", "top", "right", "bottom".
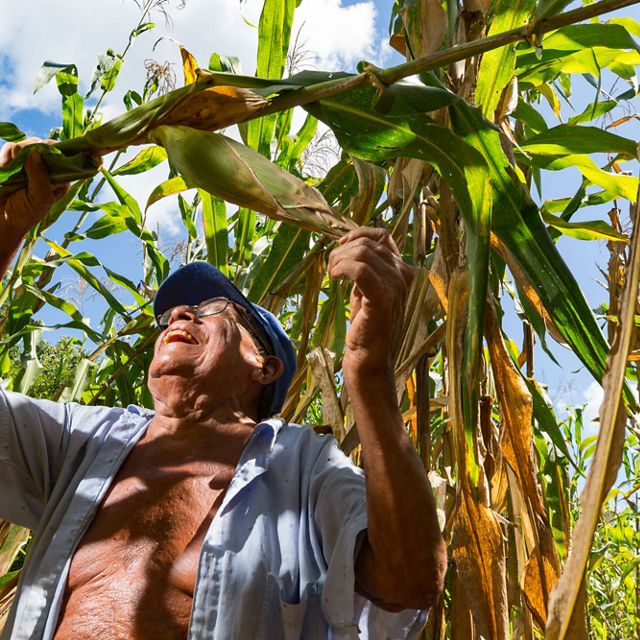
[{"left": 0, "top": 388, "right": 426, "bottom": 639}]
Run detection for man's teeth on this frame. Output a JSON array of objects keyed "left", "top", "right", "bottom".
[{"left": 163, "top": 329, "right": 195, "bottom": 345}]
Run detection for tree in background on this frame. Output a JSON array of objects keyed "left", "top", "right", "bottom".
[{"left": 1, "top": 0, "right": 639, "bottom": 637}]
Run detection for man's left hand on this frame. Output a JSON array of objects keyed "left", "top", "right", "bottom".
[{"left": 328, "top": 227, "right": 413, "bottom": 374}]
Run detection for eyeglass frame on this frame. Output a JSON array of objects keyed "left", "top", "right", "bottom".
[{"left": 156, "top": 297, "right": 274, "bottom": 357}]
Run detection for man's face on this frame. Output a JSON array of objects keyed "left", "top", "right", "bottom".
[{"left": 147, "top": 302, "right": 264, "bottom": 400}]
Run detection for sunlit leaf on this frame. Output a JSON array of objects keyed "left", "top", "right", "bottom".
[{"left": 112, "top": 146, "right": 168, "bottom": 176}]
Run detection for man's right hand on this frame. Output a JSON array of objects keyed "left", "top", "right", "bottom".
[{"left": 0, "top": 138, "right": 69, "bottom": 277}]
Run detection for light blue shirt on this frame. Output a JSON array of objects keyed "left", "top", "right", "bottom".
[{"left": 0, "top": 388, "right": 426, "bottom": 639}]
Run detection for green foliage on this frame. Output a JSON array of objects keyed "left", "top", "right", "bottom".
[
  {"left": 1, "top": 0, "right": 639, "bottom": 636},
  {"left": 9, "top": 337, "right": 86, "bottom": 400}
]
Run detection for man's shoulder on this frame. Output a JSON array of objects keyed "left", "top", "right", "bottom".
[{"left": 269, "top": 420, "right": 360, "bottom": 472}]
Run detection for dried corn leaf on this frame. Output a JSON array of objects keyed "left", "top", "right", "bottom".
[
  {"left": 490, "top": 233, "right": 566, "bottom": 346},
  {"left": 523, "top": 539, "right": 559, "bottom": 628},
  {"left": 0, "top": 522, "right": 29, "bottom": 575},
  {"left": 307, "top": 347, "right": 344, "bottom": 440},
  {"left": 452, "top": 494, "right": 509, "bottom": 640},
  {"left": 486, "top": 306, "right": 546, "bottom": 518}
]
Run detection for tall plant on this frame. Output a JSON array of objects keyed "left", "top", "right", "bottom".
[{"left": 1, "top": 0, "right": 639, "bottom": 636}]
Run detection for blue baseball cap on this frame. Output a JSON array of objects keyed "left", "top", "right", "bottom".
[{"left": 153, "top": 262, "right": 296, "bottom": 416}]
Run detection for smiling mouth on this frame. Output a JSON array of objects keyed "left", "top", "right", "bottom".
[{"left": 163, "top": 329, "right": 197, "bottom": 346}]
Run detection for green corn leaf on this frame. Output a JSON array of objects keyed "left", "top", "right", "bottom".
[
  {"left": 56, "top": 68, "right": 84, "bottom": 140},
  {"left": 317, "top": 158, "right": 359, "bottom": 210},
  {"left": 87, "top": 49, "right": 123, "bottom": 98},
  {"left": 289, "top": 114, "right": 318, "bottom": 166},
  {"left": 33, "top": 61, "right": 75, "bottom": 94},
  {"left": 14, "top": 329, "right": 43, "bottom": 395},
  {"left": 233, "top": 208, "right": 257, "bottom": 272},
  {"left": 512, "top": 99, "right": 549, "bottom": 134},
  {"left": 448, "top": 96, "right": 616, "bottom": 392},
  {"left": 58, "top": 358, "right": 94, "bottom": 403},
  {"left": 84, "top": 204, "right": 131, "bottom": 239},
  {"left": 0, "top": 122, "right": 26, "bottom": 142},
  {"left": 101, "top": 168, "right": 143, "bottom": 224},
  {"left": 539, "top": 23, "right": 640, "bottom": 53},
  {"left": 531, "top": 154, "right": 639, "bottom": 201},
  {"left": 177, "top": 194, "right": 198, "bottom": 241},
  {"left": 475, "top": 0, "right": 536, "bottom": 118},
  {"left": 246, "top": 0, "right": 297, "bottom": 155},
  {"left": 532, "top": 0, "right": 572, "bottom": 22},
  {"left": 112, "top": 146, "right": 167, "bottom": 176},
  {"left": 21, "top": 283, "right": 101, "bottom": 342},
  {"left": 521, "top": 124, "right": 638, "bottom": 158},
  {"left": 200, "top": 190, "right": 230, "bottom": 276},
  {"left": 131, "top": 22, "right": 155, "bottom": 39},
  {"left": 248, "top": 223, "right": 310, "bottom": 304},
  {"left": 541, "top": 212, "right": 628, "bottom": 242},
  {"left": 42, "top": 240, "right": 131, "bottom": 319},
  {"left": 518, "top": 47, "right": 640, "bottom": 86},
  {"left": 103, "top": 266, "right": 148, "bottom": 307},
  {"left": 145, "top": 176, "right": 189, "bottom": 211},
  {"left": 568, "top": 99, "right": 618, "bottom": 125}
]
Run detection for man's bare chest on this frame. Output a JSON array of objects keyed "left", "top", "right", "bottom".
[{"left": 53, "top": 435, "right": 241, "bottom": 640}]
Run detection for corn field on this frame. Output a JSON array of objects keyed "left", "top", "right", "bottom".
[{"left": 1, "top": 0, "right": 640, "bottom": 637}]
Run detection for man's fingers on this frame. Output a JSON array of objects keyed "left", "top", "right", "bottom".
[
  {"left": 338, "top": 227, "right": 401, "bottom": 256},
  {"left": 330, "top": 256, "right": 387, "bottom": 299},
  {"left": 0, "top": 142, "right": 15, "bottom": 167},
  {"left": 0, "top": 137, "right": 51, "bottom": 168}
]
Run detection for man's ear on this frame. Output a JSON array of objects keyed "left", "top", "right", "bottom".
[{"left": 251, "top": 355, "right": 284, "bottom": 385}]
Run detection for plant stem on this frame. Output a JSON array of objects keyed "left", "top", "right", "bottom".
[
  {"left": 377, "top": 0, "right": 640, "bottom": 85},
  {"left": 85, "top": 0, "right": 157, "bottom": 128}
]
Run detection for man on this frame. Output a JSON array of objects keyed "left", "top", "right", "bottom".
[{"left": 0, "top": 139, "right": 446, "bottom": 639}]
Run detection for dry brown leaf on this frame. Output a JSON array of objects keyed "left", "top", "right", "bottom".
[
  {"left": 389, "top": 32, "right": 407, "bottom": 56},
  {"left": 307, "top": 347, "right": 345, "bottom": 441},
  {"left": 394, "top": 265, "right": 445, "bottom": 389},
  {"left": 400, "top": 0, "right": 447, "bottom": 57},
  {"left": 546, "top": 197, "right": 640, "bottom": 640},
  {"left": 486, "top": 305, "right": 546, "bottom": 519},
  {"left": 523, "top": 540, "right": 559, "bottom": 628},
  {"left": 445, "top": 271, "right": 509, "bottom": 640},
  {"left": 452, "top": 493, "right": 509, "bottom": 640},
  {"left": 490, "top": 233, "right": 567, "bottom": 346},
  {"left": 0, "top": 522, "right": 29, "bottom": 575},
  {"left": 451, "top": 569, "right": 476, "bottom": 640},
  {"left": 153, "top": 86, "right": 268, "bottom": 134},
  {"left": 349, "top": 158, "right": 385, "bottom": 226}
]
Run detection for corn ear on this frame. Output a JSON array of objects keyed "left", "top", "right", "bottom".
[
  {"left": 58, "top": 79, "right": 268, "bottom": 156},
  {"left": 149, "top": 125, "right": 356, "bottom": 239},
  {"left": 0, "top": 71, "right": 269, "bottom": 198}
]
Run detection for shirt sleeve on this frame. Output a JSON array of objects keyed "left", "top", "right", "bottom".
[
  {"left": 0, "top": 388, "right": 71, "bottom": 528},
  {"left": 310, "top": 436, "right": 427, "bottom": 640}
]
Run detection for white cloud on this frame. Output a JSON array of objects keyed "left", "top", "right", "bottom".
[
  {"left": 292, "top": 0, "right": 379, "bottom": 70},
  {"left": 0, "top": 0, "right": 381, "bottom": 231}
]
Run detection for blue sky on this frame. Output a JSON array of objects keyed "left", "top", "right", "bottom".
[{"left": 1, "top": 0, "right": 639, "bottom": 425}]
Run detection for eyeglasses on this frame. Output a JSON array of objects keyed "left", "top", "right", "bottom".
[{"left": 157, "top": 297, "right": 273, "bottom": 356}]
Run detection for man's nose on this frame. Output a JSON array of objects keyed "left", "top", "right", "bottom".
[{"left": 167, "top": 305, "right": 198, "bottom": 325}]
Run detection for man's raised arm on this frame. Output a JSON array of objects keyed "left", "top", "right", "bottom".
[
  {"left": 0, "top": 139, "right": 69, "bottom": 278},
  {"left": 328, "top": 227, "right": 447, "bottom": 611}
]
